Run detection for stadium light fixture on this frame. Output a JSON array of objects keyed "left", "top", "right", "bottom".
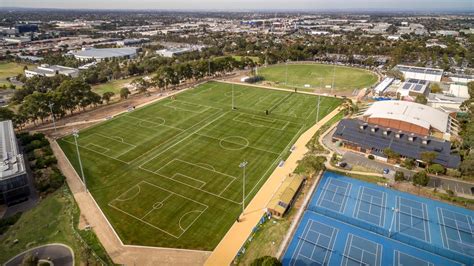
[
  {"left": 388, "top": 207, "right": 399, "bottom": 237},
  {"left": 48, "top": 102, "right": 58, "bottom": 135},
  {"left": 73, "top": 129, "right": 87, "bottom": 192},
  {"left": 239, "top": 160, "right": 248, "bottom": 215}
]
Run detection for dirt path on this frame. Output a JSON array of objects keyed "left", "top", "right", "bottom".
[
  {"left": 204, "top": 107, "right": 342, "bottom": 266},
  {"left": 50, "top": 140, "right": 211, "bottom": 266}
]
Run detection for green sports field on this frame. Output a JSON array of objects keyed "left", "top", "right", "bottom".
[
  {"left": 258, "top": 64, "right": 378, "bottom": 92},
  {"left": 58, "top": 81, "right": 341, "bottom": 250}
]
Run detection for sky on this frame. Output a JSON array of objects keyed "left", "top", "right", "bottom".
[{"left": 2, "top": 0, "right": 473, "bottom": 12}]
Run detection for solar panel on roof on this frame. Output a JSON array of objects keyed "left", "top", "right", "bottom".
[
  {"left": 403, "top": 83, "right": 412, "bottom": 90},
  {"left": 413, "top": 84, "right": 423, "bottom": 91}
]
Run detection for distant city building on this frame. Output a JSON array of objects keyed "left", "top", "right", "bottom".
[
  {"left": 116, "top": 38, "right": 149, "bottom": 46},
  {"left": 3, "top": 36, "right": 32, "bottom": 44},
  {"left": 0, "top": 120, "right": 29, "bottom": 205},
  {"left": 25, "top": 64, "right": 79, "bottom": 78},
  {"left": 156, "top": 46, "right": 204, "bottom": 58},
  {"left": 396, "top": 65, "right": 443, "bottom": 82},
  {"left": 69, "top": 47, "right": 138, "bottom": 61}
]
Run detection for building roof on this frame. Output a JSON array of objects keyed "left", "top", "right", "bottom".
[
  {"left": 363, "top": 100, "right": 450, "bottom": 134},
  {"left": 27, "top": 65, "right": 78, "bottom": 76},
  {"left": 333, "top": 119, "right": 460, "bottom": 168},
  {"left": 396, "top": 65, "right": 444, "bottom": 76},
  {"left": 374, "top": 77, "right": 394, "bottom": 94},
  {"left": 268, "top": 175, "right": 304, "bottom": 215},
  {"left": 397, "top": 79, "right": 429, "bottom": 95},
  {"left": 71, "top": 47, "right": 137, "bottom": 59},
  {"left": 0, "top": 120, "right": 26, "bottom": 180}
]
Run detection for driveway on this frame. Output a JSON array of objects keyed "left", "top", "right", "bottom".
[{"left": 4, "top": 243, "right": 74, "bottom": 266}]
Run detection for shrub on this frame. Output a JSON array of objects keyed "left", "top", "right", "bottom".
[
  {"left": 402, "top": 158, "right": 416, "bottom": 170},
  {"left": 245, "top": 75, "right": 264, "bottom": 84},
  {"left": 446, "top": 189, "right": 455, "bottom": 196},
  {"left": 394, "top": 171, "right": 405, "bottom": 182},
  {"left": 251, "top": 256, "right": 282, "bottom": 266},
  {"left": 427, "top": 164, "right": 445, "bottom": 175},
  {"left": 368, "top": 154, "right": 375, "bottom": 160},
  {"left": 413, "top": 171, "right": 430, "bottom": 187}
]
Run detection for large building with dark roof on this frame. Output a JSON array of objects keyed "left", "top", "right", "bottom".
[
  {"left": 0, "top": 120, "right": 29, "bottom": 205},
  {"left": 332, "top": 119, "right": 460, "bottom": 168}
]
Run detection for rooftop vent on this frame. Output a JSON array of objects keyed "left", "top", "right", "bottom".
[
  {"left": 395, "top": 131, "right": 403, "bottom": 139},
  {"left": 408, "top": 133, "right": 416, "bottom": 142},
  {"left": 383, "top": 128, "right": 391, "bottom": 135},
  {"left": 371, "top": 125, "right": 379, "bottom": 133},
  {"left": 422, "top": 136, "right": 429, "bottom": 145}
]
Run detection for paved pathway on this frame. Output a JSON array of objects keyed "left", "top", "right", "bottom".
[
  {"left": 205, "top": 108, "right": 341, "bottom": 266},
  {"left": 5, "top": 244, "right": 74, "bottom": 266}
]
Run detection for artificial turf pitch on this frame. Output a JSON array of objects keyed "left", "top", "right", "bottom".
[
  {"left": 258, "top": 64, "right": 378, "bottom": 91},
  {"left": 59, "top": 81, "right": 341, "bottom": 250}
]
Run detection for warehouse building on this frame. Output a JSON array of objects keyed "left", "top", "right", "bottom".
[
  {"left": 25, "top": 64, "right": 79, "bottom": 78},
  {"left": 0, "top": 120, "right": 29, "bottom": 205},
  {"left": 70, "top": 47, "right": 138, "bottom": 61},
  {"left": 361, "top": 101, "right": 458, "bottom": 140},
  {"left": 332, "top": 119, "right": 460, "bottom": 168},
  {"left": 267, "top": 175, "right": 304, "bottom": 218},
  {"left": 396, "top": 65, "right": 444, "bottom": 82}
]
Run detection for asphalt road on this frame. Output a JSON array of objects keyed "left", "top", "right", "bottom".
[{"left": 5, "top": 244, "right": 74, "bottom": 266}]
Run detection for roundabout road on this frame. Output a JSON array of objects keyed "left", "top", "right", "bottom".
[{"left": 5, "top": 243, "right": 74, "bottom": 266}]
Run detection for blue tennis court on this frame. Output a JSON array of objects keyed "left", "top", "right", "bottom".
[{"left": 282, "top": 171, "right": 474, "bottom": 266}]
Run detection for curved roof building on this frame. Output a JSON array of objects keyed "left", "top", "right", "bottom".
[{"left": 362, "top": 101, "right": 458, "bottom": 140}]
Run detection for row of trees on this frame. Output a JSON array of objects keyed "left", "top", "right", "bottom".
[{"left": 459, "top": 82, "right": 474, "bottom": 178}]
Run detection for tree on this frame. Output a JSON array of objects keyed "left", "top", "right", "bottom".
[
  {"left": 383, "top": 148, "right": 400, "bottom": 161},
  {"left": 402, "top": 158, "right": 416, "bottom": 170},
  {"left": 250, "top": 256, "right": 282, "bottom": 266},
  {"left": 430, "top": 83, "right": 442, "bottom": 93},
  {"left": 0, "top": 107, "right": 15, "bottom": 121},
  {"left": 120, "top": 87, "right": 130, "bottom": 99},
  {"left": 21, "top": 252, "right": 38, "bottom": 266},
  {"left": 420, "top": 151, "right": 437, "bottom": 165},
  {"left": 102, "top": 92, "right": 115, "bottom": 104},
  {"left": 395, "top": 171, "right": 405, "bottom": 182},
  {"left": 415, "top": 95, "right": 427, "bottom": 105},
  {"left": 427, "top": 164, "right": 445, "bottom": 175},
  {"left": 412, "top": 171, "right": 430, "bottom": 186}
]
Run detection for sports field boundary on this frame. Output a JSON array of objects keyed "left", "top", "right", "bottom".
[
  {"left": 51, "top": 138, "right": 212, "bottom": 266},
  {"left": 204, "top": 107, "right": 342, "bottom": 266}
]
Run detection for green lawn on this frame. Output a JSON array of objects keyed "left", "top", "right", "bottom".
[
  {"left": 0, "top": 186, "right": 113, "bottom": 265},
  {"left": 58, "top": 81, "right": 341, "bottom": 250},
  {"left": 92, "top": 77, "right": 138, "bottom": 96},
  {"left": 258, "top": 64, "right": 378, "bottom": 92},
  {"left": 232, "top": 55, "right": 260, "bottom": 63},
  {"left": 0, "top": 62, "right": 34, "bottom": 86}
]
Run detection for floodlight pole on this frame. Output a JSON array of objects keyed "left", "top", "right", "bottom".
[
  {"left": 73, "top": 129, "right": 87, "bottom": 192},
  {"left": 232, "top": 83, "right": 235, "bottom": 109},
  {"left": 285, "top": 61, "right": 288, "bottom": 85},
  {"left": 48, "top": 102, "right": 57, "bottom": 135},
  {"left": 239, "top": 161, "right": 248, "bottom": 215},
  {"left": 388, "top": 207, "right": 399, "bottom": 237}
]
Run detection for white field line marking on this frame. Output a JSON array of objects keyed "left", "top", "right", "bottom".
[
  {"left": 218, "top": 178, "right": 237, "bottom": 196},
  {"left": 179, "top": 210, "right": 204, "bottom": 231},
  {"left": 138, "top": 111, "right": 228, "bottom": 167},
  {"left": 94, "top": 133, "right": 137, "bottom": 148},
  {"left": 195, "top": 133, "right": 279, "bottom": 155},
  {"left": 195, "top": 163, "right": 216, "bottom": 171},
  {"left": 243, "top": 124, "right": 304, "bottom": 202},
  {"left": 141, "top": 194, "right": 173, "bottom": 220},
  {"left": 233, "top": 113, "right": 290, "bottom": 131},
  {"left": 172, "top": 173, "right": 207, "bottom": 188},
  {"left": 164, "top": 100, "right": 210, "bottom": 114},
  {"left": 157, "top": 158, "right": 237, "bottom": 180},
  {"left": 61, "top": 139, "right": 130, "bottom": 165},
  {"left": 108, "top": 180, "right": 208, "bottom": 238},
  {"left": 139, "top": 167, "right": 241, "bottom": 204},
  {"left": 85, "top": 143, "right": 110, "bottom": 154},
  {"left": 125, "top": 115, "right": 183, "bottom": 132},
  {"left": 114, "top": 185, "right": 141, "bottom": 202},
  {"left": 130, "top": 108, "right": 224, "bottom": 164}
]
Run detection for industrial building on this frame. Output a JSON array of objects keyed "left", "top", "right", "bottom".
[
  {"left": 361, "top": 101, "right": 458, "bottom": 140},
  {"left": 25, "top": 64, "right": 79, "bottom": 78},
  {"left": 267, "top": 175, "right": 304, "bottom": 218},
  {"left": 0, "top": 120, "right": 30, "bottom": 205},
  {"left": 332, "top": 119, "right": 460, "bottom": 168},
  {"left": 396, "top": 65, "right": 444, "bottom": 82},
  {"left": 69, "top": 47, "right": 138, "bottom": 61}
]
